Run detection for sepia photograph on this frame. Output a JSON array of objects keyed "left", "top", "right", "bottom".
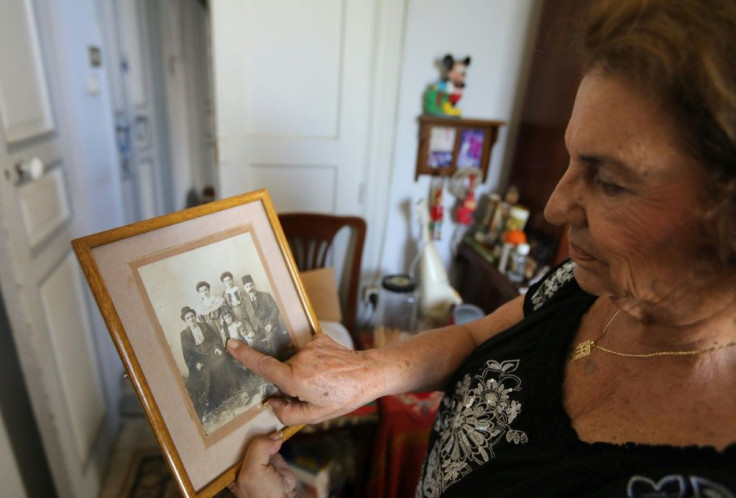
[
  {"left": 134, "top": 230, "right": 296, "bottom": 435},
  {"left": 71, "top": 190, "right": 318, "bottom": 497}
]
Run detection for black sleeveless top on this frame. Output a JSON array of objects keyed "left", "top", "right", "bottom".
[{"left": 416, "top": 261, "right": 736, "bottom": 497}]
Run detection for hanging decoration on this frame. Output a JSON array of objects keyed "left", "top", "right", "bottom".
[{"left": 428, "top": 177, "right": 445, "bottom": 240}]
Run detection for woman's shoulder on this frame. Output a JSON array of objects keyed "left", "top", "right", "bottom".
[{"left": 524, "top": 259, "right": 583, "bottom": 314}]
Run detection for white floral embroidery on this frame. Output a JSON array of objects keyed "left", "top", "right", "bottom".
[
  {"left": 416, "top": 359, "right": 529, "bottom": 497},
  {"left": 530, "top": 260, "right": 576, "bottom": 311}
]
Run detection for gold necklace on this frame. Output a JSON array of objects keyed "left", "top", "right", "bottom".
[{"left": 569, "top": 309, "right": 736, "bottom": 361}]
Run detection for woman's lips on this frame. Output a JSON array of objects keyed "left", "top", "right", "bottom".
[{"left": 569, "top": 242, "right": 595, "bottom": 261}]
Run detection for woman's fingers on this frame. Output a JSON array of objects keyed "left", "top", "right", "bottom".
[
  {"left": 231, "top": 434, "right": 296, "bottom": 498},
  {"left": 228, "top": 333, "right": 382, "bottom": 426},
  {"left": 265, "top": 398, "right": 328, "bottom": 426},
  {"left": 240, "top": 434, "right": 281, "bottom": 474},
  {"left": 269, "top": 453, "right": 297, "bottom": 491},
  {"left": 226, "top": 339, "right": 298, "bottom": 396}
]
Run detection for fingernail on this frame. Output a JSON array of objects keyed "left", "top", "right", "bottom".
[
  {"left": 269, "top": 430, "right": 283, "bottom": 441},
  {"left": 227, "top": 338, "right": 240, "bottom": 350}
]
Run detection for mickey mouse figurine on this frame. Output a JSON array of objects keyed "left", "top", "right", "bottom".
[{"left": 424, "top": 54, "right": 471, "bottom": 117}]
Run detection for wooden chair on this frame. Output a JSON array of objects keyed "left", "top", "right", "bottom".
[{"left": 278, "top": 213, "right": 366, "bottom": 335}]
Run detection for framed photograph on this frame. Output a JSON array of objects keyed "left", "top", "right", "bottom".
[
  {"left": 457, "top": 128, "right": 487, "bottom": 168},
  {"left": 72, "top": 190, "right": 318, "bottom": 497},
  {"left": 415, "top": 115, "right": 505, "bottom": 180},
  {"left": 427, "top": 125, "right": 456, "bottom": 167}
]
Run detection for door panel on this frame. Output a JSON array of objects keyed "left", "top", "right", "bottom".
[
  {"left": 118, "top": 1, "right": 148, "bottom": 110},
  {"left": 99, "top": 0, "right": 167, "bottom": 222},
  {"left": 39, "top": 253, "right": 106, "bottom": 464},
  {"left": 18, "top": 166, "right": 71, "bottom": 248},
  {"left": 212, "top": 0, "right": 375, "bottom": 215},
  {"left": 0, "top": 0, "right": 54, "bottom": 144},
  {"left": 245, "top": 0, "right": 342, "bottom": 138}
]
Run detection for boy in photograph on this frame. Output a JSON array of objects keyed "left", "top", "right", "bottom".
[{"left": 220, "top": 271, "right": 246, "bottom": 323}]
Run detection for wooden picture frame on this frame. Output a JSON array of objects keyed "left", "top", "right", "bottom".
[
  {"left": 72, "top": 190, "right": 318, "bottom": 497},
  {"left": 415, "top": 115, "right": 505, "bottom": 181}
]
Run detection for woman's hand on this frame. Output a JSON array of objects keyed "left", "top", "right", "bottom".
[
  {"left": 228, "top": 433, "right": 296, "bottom": 498},
  {"left": 226, "top": 333, "right": 385, "bottom": 425}
]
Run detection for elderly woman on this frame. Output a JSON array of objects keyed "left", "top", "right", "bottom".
[{"left": 227, "top": 0, "right": 736, "bottom": 496}]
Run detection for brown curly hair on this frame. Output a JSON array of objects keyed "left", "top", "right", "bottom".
[{"left": 581, "top": 0, "right": 736, "bottom": 268}]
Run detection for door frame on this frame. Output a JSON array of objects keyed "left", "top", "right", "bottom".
[{"left": 361, "top": 0, "right": 409, "bottom": 280}]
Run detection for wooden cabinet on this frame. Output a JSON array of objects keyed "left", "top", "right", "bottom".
[{"left": 454, "top": 239, "right": 520, "bottom": 314}]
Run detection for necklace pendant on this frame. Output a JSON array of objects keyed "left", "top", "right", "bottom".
[{"left": 570, "top": 340, "right": 593, "bottom": 361}]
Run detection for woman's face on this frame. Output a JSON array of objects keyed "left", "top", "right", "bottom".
[
  {"left": 184, "top": 312, "right": 197, "bottom": 328},
  {"left": 544, "top": 70, "right": 707, "bottom": 313}
]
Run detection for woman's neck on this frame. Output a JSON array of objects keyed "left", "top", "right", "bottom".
[{"left": 609, "top": 285, "right": 736, "bottom": 351}]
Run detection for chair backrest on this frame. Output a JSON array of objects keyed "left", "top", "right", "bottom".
[{"left": 278, "top": 213, "right": 366, "bottom": 334}]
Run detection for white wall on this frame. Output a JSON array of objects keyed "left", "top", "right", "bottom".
[{"left": 378, "top": 0, "right": 542, "bottom": 276}]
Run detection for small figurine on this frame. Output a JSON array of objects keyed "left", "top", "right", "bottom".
[
  {"left": 455, "top": 174, "right": 477, "bottom": 225},
  {"left": 429, "top": 178, "right": 445, "bottom": 240},
  {"left": 424, "top": 54, "right": 472, "bottom": 117}
]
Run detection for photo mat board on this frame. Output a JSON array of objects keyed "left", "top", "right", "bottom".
[{"left": 72, "top": 190, "right": 319, "bottom": 497}]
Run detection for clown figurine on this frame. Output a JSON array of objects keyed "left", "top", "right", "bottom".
[
  {"left": 429, "top": 178, "right": 445, "bottom": 240},
  {"left": 455, "top": 174, "right": 477, "bottom": 226}
]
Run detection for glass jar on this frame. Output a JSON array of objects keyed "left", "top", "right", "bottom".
[{"left": 374, "top": 274, "right": 418, "bottom": 335}]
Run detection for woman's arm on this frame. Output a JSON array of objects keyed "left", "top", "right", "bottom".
[
  {"left": 371, "top": 295, "right": 524, "bottom": 394},
  {"left": 227, "top": 295, "right": 524, "bottom": 426}
]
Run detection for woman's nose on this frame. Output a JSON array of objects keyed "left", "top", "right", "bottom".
[{"left": 544, "top": 165, "right": 585, "bottom": 227}]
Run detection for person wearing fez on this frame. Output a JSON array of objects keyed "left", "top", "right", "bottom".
[
  {"left": 180, "top": 306, "right": 241, "bottom": 421},
  {"left": 226, "top": 0, "right": 736, "bottom": 496},
  {"left": 241, "top": 274, "right": 290, "bottom": 356}
]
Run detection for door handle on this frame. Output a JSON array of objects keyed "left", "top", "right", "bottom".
[{"left": 16, "top": 157, "right": 44, "bottom": 182}]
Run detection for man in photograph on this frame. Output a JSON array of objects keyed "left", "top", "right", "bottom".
[
  {"left": 179, "top": 306, "right": 241, "bottom": 422},
  {"left": 241, "top": 274, "right": 292, "bottom": 359}
]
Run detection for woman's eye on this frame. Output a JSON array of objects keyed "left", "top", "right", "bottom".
[{"left": 595, "top": 176, "right": 625, "bottom": 195}]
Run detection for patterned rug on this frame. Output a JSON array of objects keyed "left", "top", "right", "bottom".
[{"left": 120, "top": 448, "right": 180, "bottom": 498}]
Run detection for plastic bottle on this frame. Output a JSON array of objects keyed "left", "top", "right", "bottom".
[
  {"left": 507, "top": 243, "right": 530, "bottom": 282},
  {"left": 498, "top": 229, "right": 526, "bottom": 274}
]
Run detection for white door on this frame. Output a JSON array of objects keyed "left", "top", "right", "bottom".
[
  {"left": 97, "top": 0, "right": 169, "bottom": 222},
  {"left": 211, "top": 0, "right": 377, "bottom": 215},
  {"left": 0, "top": 1, "right": 109, "bottom": 496}
]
